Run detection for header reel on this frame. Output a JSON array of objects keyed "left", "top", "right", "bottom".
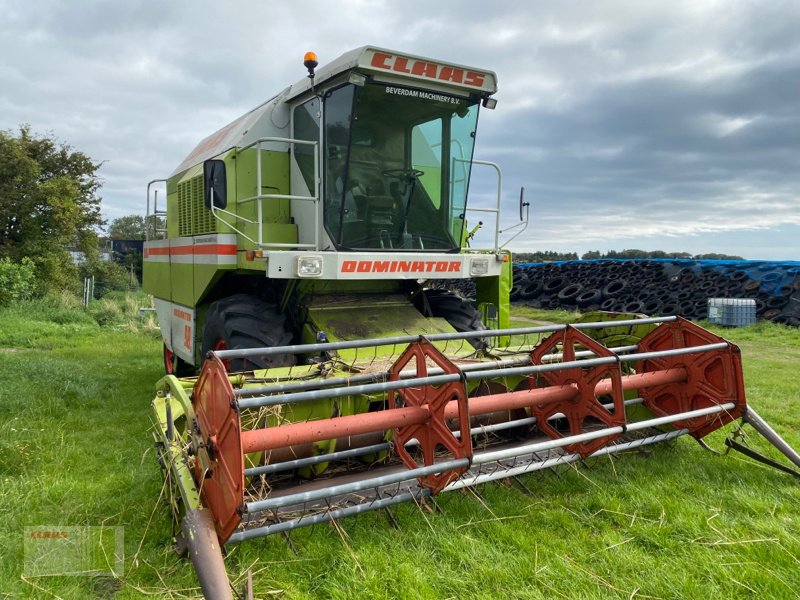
[{"left": 153, "top": 316, "right": 800, "bottom": 599}]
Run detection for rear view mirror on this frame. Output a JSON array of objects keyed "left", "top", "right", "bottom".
[
  {"left": 204, "top": 160, "right": 227, "bottom": 209},
  {"left": 500, "top": 186, "right": 530, "bottom": 248},
  {"left": 519, "top": 186, "right": 529, "bottom": 221}
]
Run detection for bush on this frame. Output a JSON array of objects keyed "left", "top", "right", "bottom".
[
  {"left": 0, "top": 257, "right": 37, "bottom": 305},
  {"left": 84, "top": 260, "right": 135, "bottom": 296}
]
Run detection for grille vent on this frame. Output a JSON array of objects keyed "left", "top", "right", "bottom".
[{"left": 178, "top": 176, "right": 217, "bottom": 236}]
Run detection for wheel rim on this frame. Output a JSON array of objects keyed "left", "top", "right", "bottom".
[
  {"left": 214, "top": 339, "right": 231, "bottom": 371},
  {"left": 164, "top": 345, "right": 176, "bottom": 375}
]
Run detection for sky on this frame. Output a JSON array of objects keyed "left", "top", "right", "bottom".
[{"left": 1, "top": 0, "right": 798, "bottom": 260}]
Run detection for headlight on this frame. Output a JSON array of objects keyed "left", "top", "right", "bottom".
[
  {"left": 297, "top": 255, "right": 323, "bottom": 277},
  {"left": 470, "top": 258, "right": 489, "bottom": 276}
]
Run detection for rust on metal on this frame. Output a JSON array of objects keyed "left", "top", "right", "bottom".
[{"left": 193, "top": 355, "right": 244, "bottom": 543}]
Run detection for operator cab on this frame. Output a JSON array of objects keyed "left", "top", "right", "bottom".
[{"left": 291, "top": 48, "right": 495, "bottom": 253}]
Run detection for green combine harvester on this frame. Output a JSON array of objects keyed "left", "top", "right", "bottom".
[{"left": 143, "top": 47, "right": 800, "bottom": 599}]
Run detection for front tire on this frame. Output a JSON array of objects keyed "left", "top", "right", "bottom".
[{"left": 200, "top": 294, "right": 295, "bottom": 372}]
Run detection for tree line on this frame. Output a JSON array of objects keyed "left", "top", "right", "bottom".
[{"left": 0, "top": 127, "right": 133, "bottom": 304}]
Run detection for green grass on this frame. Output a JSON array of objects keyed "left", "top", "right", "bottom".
[{"left": 0, "top": 300, "right": 798, "bottom": 599}]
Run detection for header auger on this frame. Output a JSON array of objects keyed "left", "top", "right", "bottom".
[{"left": 143, "top": 47, "right": 799, "bottom": 598}]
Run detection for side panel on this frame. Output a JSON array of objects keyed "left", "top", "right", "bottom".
[
  {"left": 142, "top": 239, "right": 171, "bottom": 297},
  {"left": 170, "top": 238, "right": 195, "bottom": 306},
  {"left": 145, "top": 235, "right": 239, "bottom": 307},
  {"left": 475, "top": 250, "right": 512, "bottom": 343},
  {"left": 154, "top": 298, "right": 196, "bottom": 363},
  {"left": 166, "top": 178, "right": 179, "bottom": 238},
  {"left": 191, "top": 234, "right": 239, "bottom": 302}
]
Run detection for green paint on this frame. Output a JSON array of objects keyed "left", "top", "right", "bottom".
[
  {"left": 152, "top": 376, "right": 202, "bottom": 512},
  {"left": 475, "top": 250, "right": 513, "bottom": 346}
]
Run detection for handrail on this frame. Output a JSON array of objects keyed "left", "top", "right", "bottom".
[
  {"left": 460, "top": 159, "right": 502, "bottom": 252},
  {"left": 145, "top": 179, "right": 168, "bottom": 241},
  {"left": 210, "top": 136, "right": 320, "bottom": 249}
]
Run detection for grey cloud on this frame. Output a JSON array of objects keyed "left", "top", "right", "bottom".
[{"left": 0, "top": 0, "right": 797, "bottom": 258}]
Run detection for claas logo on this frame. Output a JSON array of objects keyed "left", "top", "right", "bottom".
[{"left": 370, "top": 52, "right": 486, "bottom": 88}]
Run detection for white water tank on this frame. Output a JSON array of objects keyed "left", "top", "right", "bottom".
[{"left": 707, "top": 298, "right": 756, "bottom": 327}]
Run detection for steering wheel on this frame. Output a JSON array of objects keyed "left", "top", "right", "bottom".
[{"left": 382, "top": 168, "right": 425, "bottom": 180}]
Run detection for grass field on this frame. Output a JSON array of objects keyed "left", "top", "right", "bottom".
[{"left": 1, "top": 296, "right": 799, "bottom": 599}]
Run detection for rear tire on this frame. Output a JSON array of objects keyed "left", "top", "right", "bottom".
[
  {"left": 414, "top": 289, "right": 487, "bottom": 349},
  {"left": 200, "top": 294, "right": 295, "bottom": 372}
]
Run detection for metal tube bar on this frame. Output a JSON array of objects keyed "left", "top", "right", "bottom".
[
  {"left": 246, "top": 242, "right": 317, "bottom": 249},
  {"left": 443, "top": 378, "right": 659, "bottom": 423},
  {"left": 239, "top": 193, "right": 319, "bottom": 202},
  {"left": 594, "top": 368, "right": 687, "bottom": 396},
  {"left": 244, "top": 442, "right": 393, "bottom": 477},
  {"left": 241, "top": 366, "right": 685, "bottom": 453},
  {"left": 237, "top": 341, "right": 710, "bottom": 410},
  {"left": 242, "top": 405, "right": 431, "bottom": 454},
  {"left": 245, "top": 414, "right": 540, "bottom": 478},
  {"left": 217, "top": 317, "right": 676, "bottom": 360},
  {"left": 447, "top": 429, "right": 689, "bottom": 491},
  {"left": 246, "top": 458, "right": 469, "bottom": 513},
  {"left": 246, "top": 412, "right": 538, "bottom": 477},
  {"left": 454, "top": 397, "right": 645, "bottom": 440},
  {"left": 457, "top": 417, "right": 537, "bottom": 437},
  {"left": 257, "top": 195, "right": 263, "bottom": 245},
  {"left": 468, "top": 159, "right": 502, "bottom": 250},
  {"left": 244, "top": 398, "right": 646, "bottom": 477},
  {"left": 234, "top": 344, "right": 640, "bottom": 399},
  {"left": 229, "top": 489, "right": 431, "bottom": 544},
  {"left": 237, "top": 361, "right": 505, "bottom": 399},
  {"left": 461, "top": 343, "right": 722, "bottom": 385},
  {"left": 230, "top": 428, "right": 688, "bottom": 544},
  {"left": 473, "top": 403, "right": 735, "bottom": 465},
  {"left": 238, "top": 372, "right": 463, "bottom": 409},
  {"left": 182, "top": 508, "right": 233, "bottom": 600},
  {"left": 620, "top": 343, "right": 728, "bottom": 363},
  {"left": 239, "top": 136, "right": 319, "bottom": 152},
  {"left": 541, "top": 344, "right": 639, "bottom": 362},
  {"left": 588, "top": 428, "right": 689, "bottom": 456},
  {"left": 742, "top": 407, "right": 800, "bottom": 470},
  {"left": 242, "top": 385, "right": 579, "bottom": 453}
]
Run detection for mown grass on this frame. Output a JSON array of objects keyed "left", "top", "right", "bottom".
[{"left": 0, "top": 298, "right": 798, "bottom": 599}]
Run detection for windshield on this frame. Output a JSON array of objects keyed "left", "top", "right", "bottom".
[{"left": 322, "top": 82, "right": 480, "bottom": 251}]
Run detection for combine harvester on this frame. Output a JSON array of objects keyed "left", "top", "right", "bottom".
[{"left": 143, "top": 47, "right": 800, "bottom": 599}]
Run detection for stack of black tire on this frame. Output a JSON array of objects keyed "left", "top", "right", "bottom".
[
  {"left": 514, "top": 260, "right": 800, "bottom": 325},
  {"left": 433, "top": 259, "right": 800, "bottom": 326}
]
